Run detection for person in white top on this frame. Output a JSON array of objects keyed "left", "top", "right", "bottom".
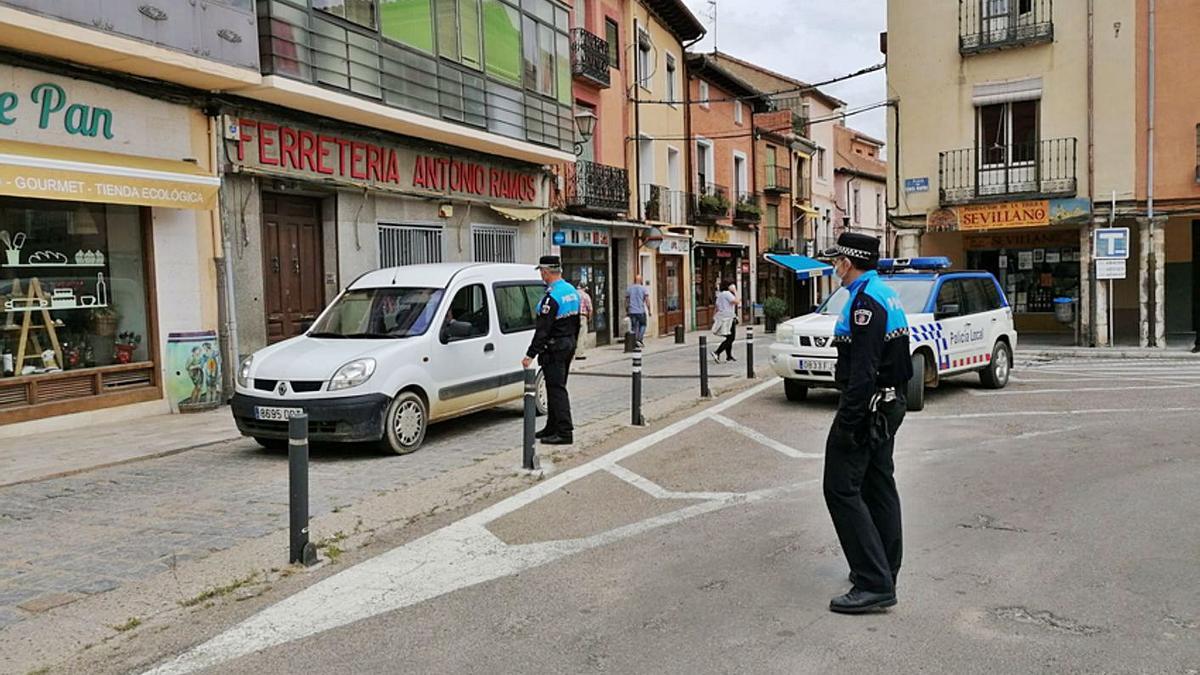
[{"left": 711, "top": 281, "right": 739, "bottom": 363}]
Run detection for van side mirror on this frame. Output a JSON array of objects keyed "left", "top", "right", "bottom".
[{"left": 443, "top": 319, "right": 474, "bottom": 341}]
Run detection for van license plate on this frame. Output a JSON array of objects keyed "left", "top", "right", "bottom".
[
  {"left": 255, "top": 406, "right": 305, "bottom": 422},
  {"left": 798, "top": 359, "right": 835, "bottom": 373}
]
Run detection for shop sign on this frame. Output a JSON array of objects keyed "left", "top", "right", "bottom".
[
  {"left": 228, "top": 116, "right": 542, "bottom": 205},
  {"left": 555, "top": 226, "right": 609, "bottom": 247},
  {"left": 659, "top": 236, "right": 690, "bottom": 255},
  {"left": 928, "top": 198, "right": 1091, "bottom": 232},
  {"left": 964, "top": 229, "right": 1079, "bottom": 251},
  {"left": 706, "top": 227, "right": 730, "bottom": 244},
  {"left": 741, "top": 261, "right": 751, "bottom": 273}
]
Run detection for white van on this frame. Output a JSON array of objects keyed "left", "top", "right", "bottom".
[{"left": 230, "top": 263, "right": 549, "bottom": 454}]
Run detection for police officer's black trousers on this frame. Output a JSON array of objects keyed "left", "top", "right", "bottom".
[
  {"left": 823, "top": 399, "right": 905, "bottom": 594},
  {"left": 542, "top": 350, "right": 575, "bottom": 438}
]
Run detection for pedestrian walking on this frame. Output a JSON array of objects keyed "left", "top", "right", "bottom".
[
  {"left": 817, "top": 233, "right": 913, "bottom": 614},
  {"left": 710, "top": 281, "right": 739, "bottom": 363},
  {"left": 575, "top": 281, "right": 593, "bottom": 361},
  {"left": 626, "top": 275, "right": 651, "bottom": 346},
  {"left": 523, "top": 256, "right": 581, "bottom": 446}
]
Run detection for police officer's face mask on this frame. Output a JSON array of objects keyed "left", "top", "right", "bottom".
[{"left": 833, "top": 257, "right": 851, "bottom": 282}]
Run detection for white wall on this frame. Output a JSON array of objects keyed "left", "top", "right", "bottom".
[{"left": 152, "top": 207, "right": 209, "bottom": 380}]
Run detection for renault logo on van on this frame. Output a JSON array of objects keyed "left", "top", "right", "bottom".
[{"left": 277, "top": 381, "right": 288, "bottom": 396}]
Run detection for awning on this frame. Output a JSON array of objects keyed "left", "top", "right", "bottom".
[
  {"left": 0, "top": 139, "right": 219, "bottom": 210},
  {"left": 552, "top": 213, "right": 648, "bottom": 229},
  {"left": 491, "top": 205, "right": 550, "bottom": 222},
  {"left": 765, "top": 253, "right": 833, "bottom": 279},
  {"left": 795, "top": 204, "right": 821, "bottom": 217}
]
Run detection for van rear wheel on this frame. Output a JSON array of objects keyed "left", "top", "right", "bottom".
[
  {"left": 535, "top": 369, "right": 548, "bottom": 416},
  {"left": 378, "top": 391, "right": 427, "bottom": 455},
  {"left": 906, "top": 352, "right": 926, "bottom": 412}
]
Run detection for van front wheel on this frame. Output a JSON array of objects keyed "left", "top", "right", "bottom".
[{"left": 379, "top": 391, "right": 427, "bottom": 455}]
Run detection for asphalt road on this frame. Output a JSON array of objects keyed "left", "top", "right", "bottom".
[{"left": 119, "top": 358, "right": 1200, "bottom": 673}]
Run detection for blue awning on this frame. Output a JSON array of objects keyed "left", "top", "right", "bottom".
[{"left": 765, "top": 254, "right": 833, "bottom": 279}]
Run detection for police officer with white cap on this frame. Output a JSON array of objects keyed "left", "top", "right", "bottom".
[
  {"left": 818, "top": 232, "right": 913, "bottom": 614},
  {"left": 522, "top": 255, "right": 581, "bottom": 445}
]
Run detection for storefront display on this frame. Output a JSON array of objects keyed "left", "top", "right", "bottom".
[
  {"left": 965, "top": 229, "right": 1080, "bottom": 319},
  {"left": 694, "top": 244, "right": 749, "bottom": 327},
  {"left": 561, "top": 243, "right": 610, "bottom": 345}
]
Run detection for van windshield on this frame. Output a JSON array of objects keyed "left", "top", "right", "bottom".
[
  {"left": 308, "top": 287, "right": 445, "bottom": 338},
  {"left": 817, "top": 278, "right": 934, "bottom": 316}
]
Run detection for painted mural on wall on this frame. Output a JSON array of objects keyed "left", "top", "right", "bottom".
[{"left": 166, "top": 331, "right": 222, "bottom": 413}]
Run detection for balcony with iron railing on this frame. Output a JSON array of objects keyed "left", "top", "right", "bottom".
[
  {"left": 765, "top": 226, "right": 794, "bottom": 253},
  {"left": 257, "top": 0, "right": 574, "bottom": 154},
  {"left": 563, "top": 160, "right": 629, "bottom": 215},
  {"left": 764, "top": 165, "right": 791, "bottom": 194},
  {"left": 959, "top": 0, "right": 1054, "bottom": 55},
  {"left": 732, "top": 191, "right": 762, "bottom": 226},
  {"left": 640, "top": 184, "right": 687, "bottom": 225},
  {"left": 691, "top": 183, "right": 732, "bottom": 223},
  {"left": 571, "top": 28, "right": 610, "bottom": 88},
  {"left": 938, "top": 137, "right": 1077, "bottom": 205}
]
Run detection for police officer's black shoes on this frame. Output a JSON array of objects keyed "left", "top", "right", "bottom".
[
  {"left": 540, "top": 435, "right": 573, "bottom": 445},
  {"left": 535, "top": 427, "right": 553, "bottom": 439},
  {"left": 829, "top": 588, "right": 897, "bottom": 614}
]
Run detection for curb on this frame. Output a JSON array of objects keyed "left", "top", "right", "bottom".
[{"left": 1020, "top": 349, "right": 1200, "bottom": 360}]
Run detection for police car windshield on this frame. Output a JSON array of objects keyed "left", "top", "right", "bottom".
[
  {"left": 817, "top": 278, "right": 935, "bottom": 316},
  {"left": 309, "top": 287, "right": 445, "bottom": 338}
]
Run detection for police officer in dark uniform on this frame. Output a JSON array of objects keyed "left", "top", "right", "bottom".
[
  {"left": 523, "top": 255, "right": 581, "bottom": 445},
  {"left": 818, "top": 233, "right": 913, "bottom": 614}
]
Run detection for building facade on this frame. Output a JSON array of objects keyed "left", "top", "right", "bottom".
[{"left": 833, "top": 124, "right": 888, "bottom": 247}]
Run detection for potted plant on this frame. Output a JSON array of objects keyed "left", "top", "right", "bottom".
[
  {"left": 697, "top": 192, "right": 731, "bottom": 220},
  {"left": 114, "top": 331, "right": 142, "bottom": 364},
  {"left": 91, "top": 306, "right": 118, "bottom": 337},
  {"left": 734, "top": 200, "right": 762, "bottom": 224},
  {"left": 762, "top": 296, "right": 789, "bottom": 333}
]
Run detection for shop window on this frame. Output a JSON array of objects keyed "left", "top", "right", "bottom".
[
  {"left": 378, "top": 224, "right": 444, "bottom": 266},
  {"left": 562, "top": 247, "right": 607, "bottom": 334},
  {"left": 483, "top": 0, "right": 522, "bottom": 84},
  {"left": 1, "top": 199, "right": 150, "bottom": 381},
  {"left": 380, "top": 0, "right": 434, "bottom": 52},
  {"left": 495, "top": 282, "right": 545, "bottom": 333},
  {"left": 442, "top": 284, "right": 490, "bottom": 342},
  {"left": 472, "top": 225, "right": 517, "bottom": 262},
  {"left": 315, "top": 0, "right": 379, "bottom": 28}
]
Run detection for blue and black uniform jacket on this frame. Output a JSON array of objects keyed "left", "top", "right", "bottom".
[
  {"left": 832, "top": 270, "right": 914, "bottom": 431},
  {"left": 526, "top": 279, "right": 581, "bottom": 359}
]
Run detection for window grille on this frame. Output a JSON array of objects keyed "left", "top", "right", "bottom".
[
  {"left": 378, "top": 224, "right": 444, "bottom": 267},
  {"left": 472, "top": 225, "right": 518, "bottom": 263}
]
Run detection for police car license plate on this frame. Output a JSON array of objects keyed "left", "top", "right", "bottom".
[
  {"left": 255, "top": 406, "right": 305, "bottom": 422},
  {"left": 797, "top": 358, "right": 835, "bottom": 373}
]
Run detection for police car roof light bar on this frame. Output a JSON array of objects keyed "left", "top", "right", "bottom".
[{"left": 878, "top": 256, "right": 953, "bottom": 272}]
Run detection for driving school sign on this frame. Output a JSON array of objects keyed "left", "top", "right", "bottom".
[{"left": 227, "top": 116, "right": 543, "bottom": 205}]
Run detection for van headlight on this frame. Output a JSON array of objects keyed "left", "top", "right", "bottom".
[
  {"left": 329, "top": 358, "right": 376, "bottom": 391},
  {"left": 237, "top": 356, "right": 253, "bottom": 388},
  {"left": 776, "top": 323, "right": 795, "bottom": 343}
]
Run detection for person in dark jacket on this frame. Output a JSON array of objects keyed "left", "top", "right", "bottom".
[
  {"left": 818, "top": 233, "right": 913, "bottom": 614},
  {"left": 523, "top": 256, "right": 581, "bottom": 445}
]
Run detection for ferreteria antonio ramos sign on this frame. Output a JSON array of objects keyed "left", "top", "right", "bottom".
[{"left": 228, "top": 116, "right": 542, "bottom": 205}]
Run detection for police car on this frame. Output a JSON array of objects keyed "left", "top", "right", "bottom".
[{"left": 769, "top": 257, "right": 1017, "bottom": 411}]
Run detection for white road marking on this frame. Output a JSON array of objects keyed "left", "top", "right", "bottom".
[
  {"left": 912, "top": 406, "right": 1200, "bottom": 421},
  {"left": 709, "top": 414, "right": 824, "bottom": 459},
  {"left": 603, "top": 462, "right": 739, "bottom": 501},
  {"left": 967, "top": 383, "right": 1200, "bottom": 396},
  {"left": 142, "top": 378, "right": 787, "bottom": 675},
  {"left": 905, "top": 425, "right": 1085, "bottom": 461}
]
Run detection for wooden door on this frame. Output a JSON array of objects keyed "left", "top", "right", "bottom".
[
  {"left": 657, "top": 255, "right": 685, "bottom": 336},
  {"left": 262, "top": 194, "right": 324, "bottom": 343}
]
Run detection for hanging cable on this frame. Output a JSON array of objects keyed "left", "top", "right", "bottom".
[{"left": 636, "top": 62, "right": 886, "bottom": 106}]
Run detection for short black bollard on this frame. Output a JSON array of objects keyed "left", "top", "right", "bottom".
[
  {"left": 288, "top": 415, "right": 317, "bottom": 566},
  {"left": 522, "top": 368, "right": 539, "bottom": 471},
  {"left": 699, "top": 335, "right": 711, "bottom": 398},
  {"left": 631, "top": 348, "right": 644, "bottom": 426},
  {"left": 745, "top": 325, "right": 755, "bottom": 379},
  {"left": 674, "top": 324, "right": 685, "bottom": 344},
  {"left": 624, "top": 331, "right": 636, "bottom": 353}
]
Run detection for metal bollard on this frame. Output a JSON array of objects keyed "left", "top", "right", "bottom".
[
  {"left": 631, "top": 348, "right": 644, "bottom": 426},
  {"left": 699, "top": 335, "right": 711, "bottom": 398},
  {"left": 288, "top": 415, "right": 317, "bottom": 566},
  {"left": 624, "top": 331, "right": 636, "bottom": 353},
  {"left": 674, "top": 324, "right": 685, "bottom": 344},
  {"left": 522, "top": 368, "right": 539, "bottom": 471},
  {"left": 745, "top": 325, "right": 755, "bottom": 379}
]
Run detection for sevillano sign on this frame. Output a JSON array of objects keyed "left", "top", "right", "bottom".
[{"left": 228, "top": 116, "right": 543, "bottom": 205}]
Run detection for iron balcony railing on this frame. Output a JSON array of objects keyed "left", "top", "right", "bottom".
[
  {"left": 640, "top": 184, "right": 687, "bottom": 224},
  {"left": 960, "top": 0, "right": 1054, "bottom": 54},
  {"left": 563, "top": 160, "right": 629, "bottom": 214},
  {"left": 764, "top": 165, "right": 791, "bottom": 194},
  {"left": 691, "top": 182, "right": 732, "bottom": 222},
  {"left": 258, "top": 0, "right": 574, "bottom": 154},
  {"left": 938, "top": 137, "right": 1077, "bottom": 205},
  {"left": 732, "top": 191, "right": 762, "bottom": 225},
  {"left": 570, "top": 28, "right": 610, "bottom": 88}
]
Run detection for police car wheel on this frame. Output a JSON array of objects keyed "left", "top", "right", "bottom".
[
  {"left": 980, "top": 341, "right": 1012, "bottom": 389},
  {"left": 534, "top": 369, "right": 549, "bottom": 416},
  {"left": 379, "top": 391, "right": 427, "bottom": 455},
  {"left": 254, "top": 437, "right": 286, "bottom": 451},
  {"left": 784, "top": 379, "right": 808, "bottom": 402},
  {"left": 906, "top": 352, "right": 926, "bottom": 412}
]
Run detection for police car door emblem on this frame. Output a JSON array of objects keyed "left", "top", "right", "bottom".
[{"left": 853, "top": 309, "right": 872, "bottom": 326}]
